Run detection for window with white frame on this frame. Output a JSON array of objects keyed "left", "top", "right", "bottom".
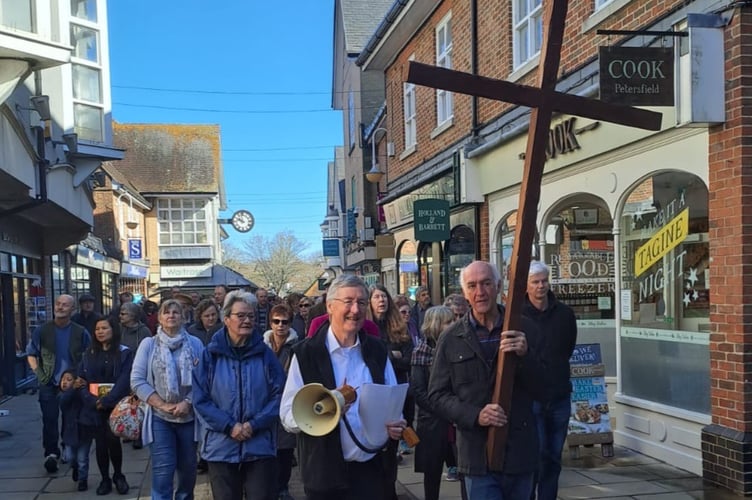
[
  {"left": 157, "top": 199, "right": 208, "bottom": 245},
  {"left": 513, "top": 0, "right": 543, "bottom": 68},
  {"left": 403, "top": 81, "right": 416, "bottom": 148},
  {"left": 71, "top": 0, "right": 98, "bottom": 21},
  {"left": 595, "top": 0, "right": 615, "bottom": 10},
  {"left": 436, "top": 14, "right": 453, "bottom": 125},
  {"left": 0, "top": 0, "right": 32, "bottom": 32},
  {"left": 70, "top": 1, "right": 104, "bottom": 143}
]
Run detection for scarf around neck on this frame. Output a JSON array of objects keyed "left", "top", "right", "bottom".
[{"left": 153, "top": 327, "right": 194, "bottom": 403}]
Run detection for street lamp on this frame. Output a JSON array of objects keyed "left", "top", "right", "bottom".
[{"left": 365, "top": 127, "right": 387, "bottom": 186}]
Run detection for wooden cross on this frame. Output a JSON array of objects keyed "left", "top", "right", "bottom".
[{"left": 406, "top": 0, "right": 661, "bottom": 470}]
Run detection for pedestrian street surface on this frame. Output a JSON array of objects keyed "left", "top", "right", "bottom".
[{"left": 0, "top": 393, "right": 738, "bottom": 499}]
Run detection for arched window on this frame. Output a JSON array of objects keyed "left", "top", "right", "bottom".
[
  {"left": 619, "top": 171, "right": 709, "bottom": 413},
  {"left": 396, "top": 240, "right": 419, "bottom": 299}
]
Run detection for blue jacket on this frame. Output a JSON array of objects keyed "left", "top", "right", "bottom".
[{"left": 192, "top": 327, "right": 285, "bottom": 463}]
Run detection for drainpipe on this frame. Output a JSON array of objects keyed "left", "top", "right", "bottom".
[{"left": 470, "top": 0, "right": 479, "bottom": 136}]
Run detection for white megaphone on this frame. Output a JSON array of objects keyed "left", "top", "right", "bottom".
[{"left": 292, "top": 383, "right": 357, "bottom": 436}]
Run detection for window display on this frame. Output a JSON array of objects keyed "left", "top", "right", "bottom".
[{"left": 619, "top": 172, "right": 709, "bottom": 413}]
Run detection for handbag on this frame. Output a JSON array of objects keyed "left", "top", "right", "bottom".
[{"left": 108, "top": 394, "right": 145, "bottom": 440}]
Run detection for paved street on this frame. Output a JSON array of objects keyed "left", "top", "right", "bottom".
[{"left": 0, "top": 393, "right": 739, "bottom": 499}]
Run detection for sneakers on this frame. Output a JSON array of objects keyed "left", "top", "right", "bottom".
[
  {"left": 113, "top": 474, "right": 129, "bottom": 495},
  {"left": 96, "top": 477, "right": 112, "bottom": 495},
  {"left": 78, "top": 479, "right": 88, "bottom": 491},
  {"left": 445, "top": 466, "right": 459, "bottom": 482},
  {"left": 398, "top": 439, "right": 412, "bottom": 455},
  {"left": 44, "top": 454, "right": 59, "bottom": 473}
]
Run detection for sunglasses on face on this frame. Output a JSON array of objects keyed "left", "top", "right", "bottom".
[
  {"left": 271, "top": 319, "right": 290, "bottom": 325},
  {"left": 299, "top": 303, "right": 311, "bottom": 308}
]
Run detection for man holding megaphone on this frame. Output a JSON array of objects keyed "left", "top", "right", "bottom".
[{"left": 280, "top": 274, "right": 406, "bottom": 500}]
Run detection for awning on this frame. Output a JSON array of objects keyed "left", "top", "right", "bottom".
[{"left": 159, "top": 263, "right": 256, "bottom": 289}]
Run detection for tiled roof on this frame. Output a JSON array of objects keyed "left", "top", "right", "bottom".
[
  {"left": 110, "top": 123, "right": 222, "bottom": 194},
  {"left": 340, "top": 0, "right": 394, "bottom": 53}
]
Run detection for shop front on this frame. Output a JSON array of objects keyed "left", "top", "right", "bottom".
[
  {"left": 383, "top": 174, "right": 479, "bottom": 303},
  {"left": 479, "top": 110, "right": 710, "bottom": 473}
]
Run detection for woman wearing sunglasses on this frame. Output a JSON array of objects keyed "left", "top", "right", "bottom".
[
  {"left": 292, "top": 297, "right": 312, "bottom": 338},
  {"left": 263, "top": 304, "right": 300, "bottom": 500}
]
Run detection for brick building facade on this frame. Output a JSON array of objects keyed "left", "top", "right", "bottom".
[{"left": 351, "top": 0, "right": 752, "bottom": 494}]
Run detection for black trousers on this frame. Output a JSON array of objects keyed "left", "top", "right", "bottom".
[
  {"left": 207, "top": 458, "right": 277, "bottom": 500},
  {"left": 277, "top": 448, "right": 294, "bottom": 494},
  {"left": 304, "top": 455, "right": 384, "bottom": 500},
  {"left": 93, "top": 422, "right": 123, "bottom": 479}
]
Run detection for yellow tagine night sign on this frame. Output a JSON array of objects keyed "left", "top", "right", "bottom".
[{"left": 634, "top": 207, "right": 689, "bottom": 277}]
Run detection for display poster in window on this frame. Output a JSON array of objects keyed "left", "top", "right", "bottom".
[{"left": 568, "top": 344, "right": 613, "bottom": 445}]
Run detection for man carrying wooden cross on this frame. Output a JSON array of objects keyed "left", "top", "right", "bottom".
[
  {"left": 428, "top": 261, "right": 544, "bottom": 498},
  {"left": 409, "top": 0, "right": 661, "bottom": 496}
]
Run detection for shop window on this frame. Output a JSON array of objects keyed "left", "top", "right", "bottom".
[
  {"left": 619, "top": 172, "right": 709, "bottom": 413},
  {"left": 445, "top": 225, "right": 475, "bottom": 296},
  {"left": 496, "top": 211, "right": 539, "bottom": 303},
  {"left": 545, "top": 202, "right": 616, "bottom": 375},
  {"left": 396, "top": 240, "right": 419, "bottom": 299},
  {"left": 419, "top": 242, "right": 445, "bottom": 300}
]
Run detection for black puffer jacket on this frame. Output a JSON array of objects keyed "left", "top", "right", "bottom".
[{"left": 523, "top": 290, "right": 578, "bottom": 402}]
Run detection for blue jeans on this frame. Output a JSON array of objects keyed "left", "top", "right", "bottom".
[
  {"left": 62, "top": 437, "right": 92, "bottom": 481},
  {"left": 150, "top": 416, "right": 197, "bottom": 500},
  {"left": 532, "top": 397, "right": 571, "bottom": 500},
  {"left": 465, "top": 471, "right": 534, "bottom": 500},
  {"left": 38, "top": 383, "right": 60, "bottom": 457}
]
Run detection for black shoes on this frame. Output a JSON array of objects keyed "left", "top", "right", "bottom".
[
  {"left": 44, "top": 454, "right": 59, "bottom": 473},
  {"left": 96, "top": 477, "right": 112, "bottom": 495},
  {"left": 113, "top": 474, "right": 129, "bottom": 495},
  {"left": 71, "top": 465, "right": 79, "bottom": 482},
  {"left": 78, "top": 479, "right": 88, "bottom": 491}
]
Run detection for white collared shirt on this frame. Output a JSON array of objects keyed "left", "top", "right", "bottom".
[{"left": 280, "top": 327, "right": 398, "bottom": 462}]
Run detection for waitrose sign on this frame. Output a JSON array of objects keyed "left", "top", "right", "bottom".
[{"left": 414, "top": 199, "right": 450, "bottom": 242}]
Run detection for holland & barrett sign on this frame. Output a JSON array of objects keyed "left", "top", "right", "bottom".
[{"left": 413, "top": 199, "right": 450, "bottom": 242}]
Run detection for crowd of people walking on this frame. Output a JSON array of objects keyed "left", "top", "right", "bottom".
[{"left": 27, "top": 259, "right": 577, "bottom": 500}]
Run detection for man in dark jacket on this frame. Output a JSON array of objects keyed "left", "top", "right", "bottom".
[
  {"left": 428, "top": 261, "right": 543, "bottom": 499},
  {"left": 279, "top": 274, "right": 406, "bottom": 500},
  {"left": 71, "top": 294, "right": 102, "bottom": 338},
  {"left": 525, "top": 261, "right": 577, "bottom": 500},
  {"left": 27, "top": 294, "right": 91, "bottom": 473}
]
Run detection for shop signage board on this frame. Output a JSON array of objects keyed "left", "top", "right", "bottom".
[
  {"left": 413, "top": 199, "right": 450, "bottom": 242},
  {"left": 567, "top": 343, "right": 614, "bottom": 457},
  {"left": 634, "top": 207, "right": 689, "bottom": 276},
  {"left": 322, "top": 239, "right": 339, "bottom": 257},
  {"left": 599, "top": 46, "right": 675, "bottom": 106}
]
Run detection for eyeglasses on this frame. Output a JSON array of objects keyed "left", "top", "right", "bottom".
[
  {"left": 331, "top": 298, "right": 368, "bottom": 309},
  {"left": 399, "top": 309, "right": 410, "bottom": 315},
  {"left": 230, "top": 312, "right": 255, "bottom": 321},
  {"left": 271, "top": 319, "right": 290, "bottom": 325},
  {"left": 299, "top": 303, "right": 311, "bottom": 308}
]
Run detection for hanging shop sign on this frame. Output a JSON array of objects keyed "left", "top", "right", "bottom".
[
  {"left": 599, "top": 46, "right": 674, "bottom": 106},
  {"left": 413, "top": 199, "right": 450, "bottom": 242}
]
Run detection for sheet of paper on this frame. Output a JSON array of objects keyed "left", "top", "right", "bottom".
[{"left": 358, "top": 383, "right": 408, "bottom": 448}]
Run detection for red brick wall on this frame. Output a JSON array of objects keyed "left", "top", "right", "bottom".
[{"left": 707, "top": 7, "right": 752, "bottom": 433}]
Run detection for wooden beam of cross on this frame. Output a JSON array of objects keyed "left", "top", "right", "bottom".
[{"left": 406, "top": 0, "right": 661, "bottom": 471}]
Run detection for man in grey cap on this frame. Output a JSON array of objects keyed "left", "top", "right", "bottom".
[{"left": 71, "top": 293, "right": 102, "bottom": 337}]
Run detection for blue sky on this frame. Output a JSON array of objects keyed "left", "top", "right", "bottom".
[{"left": 107, "top": 1, "right": 341, "bottom": 255}]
